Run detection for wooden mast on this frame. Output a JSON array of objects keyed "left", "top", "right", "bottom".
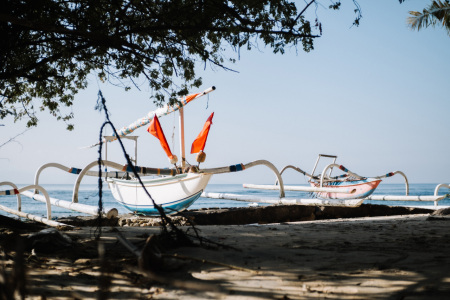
[{"left": 179, "top": 106, "right": 186, "bottom": 170}]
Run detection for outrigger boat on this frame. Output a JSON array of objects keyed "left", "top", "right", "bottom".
[
  {"left": 81, "top": 86, "right": 287, "bottom": 215},
  {"left": 244, "top": 154, "right": 410, "bottom": 198},
  {"left": 203, "top": 155, "right": 401, "bottom": 208},
  {"left": 234, "top": 155, "right": 449, "bottom": 207},
  {"left": 242, "top": 154, "right": 410, "bottom": 204}
]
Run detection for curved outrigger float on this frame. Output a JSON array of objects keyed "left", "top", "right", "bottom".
[{"left": 241, "top": 154, "right": 449, "bottom": 207}]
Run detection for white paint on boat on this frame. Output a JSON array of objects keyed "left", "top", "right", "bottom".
[
  {"left": 201, "top": 192, "right": 364, "bottom": 207},
  {"left": 243, "top": 183, "right": 356, "bottom": 194},
  {"left": 21, "top": 190, "right": 118, "bottom": 218}
]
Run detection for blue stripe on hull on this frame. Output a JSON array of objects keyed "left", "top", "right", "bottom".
[
  {"left": 353, "top": 189, "right": 377, "bottom": 199},
  {"left": 117, "top": 190, "right": 203, "bottom": 216},
  {"left": 326, "top": 179, "right": 372, "bottom": 186}
]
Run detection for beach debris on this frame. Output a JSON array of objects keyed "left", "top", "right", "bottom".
[
  {"left": 0, "top": 215, "right": 45, "bottom": 231},
  {"left": 139, "top": 235, "right": 164, "bottom": 272},
  {"left": 431, "top": 207, "right": 450, "bottom": 216},
  {"left": 116, "top": 215, "right": 190, "bottom": 227},
  {"left": 114, "top": 229, "right": 164, "bottom": 272},
  {"left": 428, "top": 207, "right": 450, "bottom": 220},
  {"left": 27, "top": 228, "right": 72, "bottom": 254}
]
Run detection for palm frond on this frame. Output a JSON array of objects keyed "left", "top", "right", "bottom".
[{"left": 407, "top": 0, "right": 450, "bottom": 35}]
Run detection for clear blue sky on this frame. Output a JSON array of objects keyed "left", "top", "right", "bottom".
[{"left": 1, "top": 0, "right": 449, "bottom": 186}]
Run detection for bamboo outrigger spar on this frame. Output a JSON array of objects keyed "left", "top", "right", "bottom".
[{"left": 88, "top": 86, "right": 216, "bottom": 148}]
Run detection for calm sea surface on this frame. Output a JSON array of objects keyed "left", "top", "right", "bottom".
[{"left": 1, "top": 183, "right": 449, "bottom": 218}]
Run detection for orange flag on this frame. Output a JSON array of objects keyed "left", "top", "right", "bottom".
[
  {"left": 185, "top": 93, "right": 199, "bottom": 103},
  {"left": 191, "top": 112, "right": 214, "bottom": 154},
  {"left": 147, "top": 115, "right": 174, "bottom": 159}
]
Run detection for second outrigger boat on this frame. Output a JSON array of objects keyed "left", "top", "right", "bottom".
[{"left": 244, "top": 154, "right": 408, "bottom": 201}]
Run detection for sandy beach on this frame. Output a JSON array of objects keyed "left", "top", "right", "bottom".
[{"left": 1, "top": 207, "right": 450, "bottom": 299}]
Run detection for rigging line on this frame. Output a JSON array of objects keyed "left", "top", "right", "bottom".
[{"left": 0, "top": 128, "right": 31, "bottom": 149}]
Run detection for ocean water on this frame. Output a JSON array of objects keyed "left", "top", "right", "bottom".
[{"left": 1, "top": 183, "right": 449, "bottom": 219}]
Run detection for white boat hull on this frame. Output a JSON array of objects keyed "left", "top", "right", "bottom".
[
  {"left": 107, "top": 173, "right": 212, "bottom": 215},
  {"left": 311, "top": 178, "right": 382, "bottom": 200}
]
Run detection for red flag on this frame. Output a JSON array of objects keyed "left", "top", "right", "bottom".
[
  {"left": 191, "top": 112, "right": 214, "bottom": 154},
  {"left": 147, "top": 115, "right": 173, "bottom": 159}
]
